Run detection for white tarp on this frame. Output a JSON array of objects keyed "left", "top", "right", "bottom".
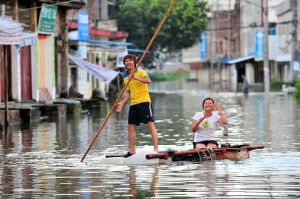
[{"left": 68, "top": 54, "right": 119, "bottom": 84}]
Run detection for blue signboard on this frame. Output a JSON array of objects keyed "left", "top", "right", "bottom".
[
  {"left": 255, "top": 31, "right": 264, "bottom": 61},
  {"left": 200, "top": 32, "right": 207, "bottom": 59},
  {"left": 78, "top": 12, "right": 89, "bottom": 41}
]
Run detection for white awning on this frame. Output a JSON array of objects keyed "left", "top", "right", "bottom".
[
  {"left": 276, "top": 54, "right": 291, "bottom": 62},
  {"left": 223, "top": 55, "right": 254, "bottom": 64},
  {"left": 68, "top": 54, "right": 119, "bottom": 84}
]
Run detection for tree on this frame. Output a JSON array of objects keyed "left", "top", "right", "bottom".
[{"left": 111, "top": 0, "right": 209, "bottom": 68}]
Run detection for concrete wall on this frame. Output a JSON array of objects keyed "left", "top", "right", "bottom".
[
  {"left": 182, "top": 43, "right": 202, "bottom": 64},
  {"left": 44, "top": 36, "right": 56, "bottom": 99},
  {"left": 240, "top": 0, "right": 261, "bottom": 56},
  {"left": 245, "top": 62, "right": 254, "bottom": 84},
  {"left": 11, "top": 46, "right": 21, "bottom": 101},
  {"left": 36, "top": 35, "right": 56, "bottom": 101},
  {"left": 229, "top": 64, "right": 237, "bottom": 91}
]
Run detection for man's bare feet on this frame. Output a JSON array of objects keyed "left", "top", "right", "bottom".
[{"left": 123, "top": 152, "right": 135, "bottom": 157}]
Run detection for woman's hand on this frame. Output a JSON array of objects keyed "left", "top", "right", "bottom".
[
  {"left": 192, "top": 116, "right": 206, "bottom": 132},
  {"left": 199, "top": 116, "right": 206, "bottom": 122},
  {"left": 213, "top": 102, "right": 228, "bottom": 124},
  {"left": 213, "top": 102, "right": 221, "bottom": 111}
]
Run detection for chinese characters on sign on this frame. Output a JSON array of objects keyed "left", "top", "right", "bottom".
[{"left": 38, "top": 4, "right": 57, "bottom": 34}]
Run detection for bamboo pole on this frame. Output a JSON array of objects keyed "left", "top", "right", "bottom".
[{"left": 81, "top": 0, "right": 177, "bottom": 162}]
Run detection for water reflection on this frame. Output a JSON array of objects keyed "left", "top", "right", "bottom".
[{"left": 0, "top": 81, "right": 300, "bottom": 198}]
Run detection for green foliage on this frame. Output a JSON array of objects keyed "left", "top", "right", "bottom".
[
  {"left": 270, "top": 80, "right": 295, "bottom": 91},
  {"left": 293, "top": 78, "right": 300, "bottom": 101},
  {"left": 111, "top": 0, "right": 209, "bottom": 68},
  {"left": 92, "top": 89, "right": 103, "bottom": 99},
  {"left": 149, "top": 72, "right": 189, "bottom": 82}
]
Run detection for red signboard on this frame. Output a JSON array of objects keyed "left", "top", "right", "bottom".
[{"left": 191, "top": 64, "right": 204, "bottom": 68}]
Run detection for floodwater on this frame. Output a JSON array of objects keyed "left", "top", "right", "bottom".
[{"left": 1, "top": 81, "right": 300, "bottom": 198}]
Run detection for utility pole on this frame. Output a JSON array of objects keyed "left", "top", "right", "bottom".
[
  {"left": 235, "top": 0, "right": 240, "bottom": 57},
  {"left": 263, "top": 0, "right": 269, "bottom": 93},
  {"left": 210, "top": 0, "right": 216, "bottom": 88},
  {"left": 100, "top": 0, "right": 108, "bottom": 20},
  {"left": 0, "top": 3, "right": 5, "bottom": 132},
  {"left": 227, "top": 0, "right": 231, "bottom": 59},
  {"left": 291, "top": 0, "right": 299, "bottom": 81}
]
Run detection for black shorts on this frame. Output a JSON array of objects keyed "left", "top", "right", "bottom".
[
  {"left": 193, "top": 140, "right": 218, "bottom": 148},
  {"left": 128, "top": 102, "right": 154, "bottom": 126}
]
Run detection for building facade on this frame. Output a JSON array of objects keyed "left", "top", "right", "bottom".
[
  {"left": 0, "top": 0, "right": 85, "bottom": 102},
  {"left": 182, "top": 0, "right": 299, "bottom": 92}
]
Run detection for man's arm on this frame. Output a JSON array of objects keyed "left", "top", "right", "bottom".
[
  {"left": 132, "top": 75, "right": 152, "bottom": 84},
  {"left": 116, "top": 92, "right": 130, "bottom": 112}
]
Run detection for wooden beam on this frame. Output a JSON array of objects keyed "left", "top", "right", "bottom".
[
  {"left": 11, "top": 0, "right": 18, "bottom": 21},
  {"left": 37, "top": 0, "right": 85, "bottom": 9},
  {"left": 30, "top": 0, "right": 37, "bottom": 32}
]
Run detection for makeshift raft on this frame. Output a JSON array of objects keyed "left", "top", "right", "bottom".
[{"left": 105, "top": 144, "right": 264, "bottom": 163}]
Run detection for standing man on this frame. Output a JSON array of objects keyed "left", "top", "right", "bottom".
[
  {"left": 116, "top": 54, "right": 159, "bottom": 156},
  {"left": 242, "top": 74, "right": 249, "bottom": 97}
]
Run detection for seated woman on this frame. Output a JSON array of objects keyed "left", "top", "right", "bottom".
[{"left": 191, "top": 97, "right": 228, "bottom": 149}]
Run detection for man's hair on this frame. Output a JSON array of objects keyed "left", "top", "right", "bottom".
[
  {"left": 202, "top": 97, "right": 214, "bottom": 109},
  {"left": 123, "top": 54, "right": 137, "bottom": 67}
]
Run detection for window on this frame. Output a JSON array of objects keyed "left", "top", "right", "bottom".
[{"left": 269, "top": 23, "right": 276, "bottom": 35}]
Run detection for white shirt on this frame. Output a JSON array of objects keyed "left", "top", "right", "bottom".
[{"left": 192, "top": 112, "right": 221, "bottom": 142}]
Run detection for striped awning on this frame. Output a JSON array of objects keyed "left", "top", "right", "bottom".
[
  {"left": 68, "top": 54, "right": 119, "bottom": 84},
  {"left": 0, "top": 17, "right": 37, "bottom": 46},
  {"left": 0, "top": 17, "right": 24, "bottom": 45}
]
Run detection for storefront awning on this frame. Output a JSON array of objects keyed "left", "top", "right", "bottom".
[
  {"left": 88, "top": 45, "right": 148, "bottom": 53},
  {"left": 0, "top": 17, "right": 37, "bottom": 45},
  {"left": 68, "top": 31, "right": 132, "bottom": 46},
  {"left": 0, "top": 16, "right": 24, "bottom": 44},
  {"left": 221, "top": 55, "right": 254, "bottom": 64},
  {"left": 68, "top": 55, "right": 119, "bottom": 84}
]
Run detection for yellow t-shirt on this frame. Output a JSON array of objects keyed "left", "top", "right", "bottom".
[{"left": 123, "top": 69, "right": 151, "bottom": 105}]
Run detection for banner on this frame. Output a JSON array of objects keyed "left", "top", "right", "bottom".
[
  {"left": 78, "top": 12, "right": 89, "bottom": 41},
  {"left": 200, "top": 32, "right": 207, "bottom": 59},
  {"left": 116, "top": 47, "right": 128, "bottom": 68},
  {"left": 38, "top": 4, "right": 57, "bottom": 34},
  {"left": 255, "top": 31, "right": 264, "bottom": 61}
]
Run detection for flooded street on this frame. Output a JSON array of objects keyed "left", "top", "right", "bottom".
[{"left": 1, "top": 81, "right": 300, "bottom": 198}]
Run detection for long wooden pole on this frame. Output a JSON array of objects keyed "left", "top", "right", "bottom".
[{"left": 81, "top": 0, "right": 177, "bottom": 162}]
